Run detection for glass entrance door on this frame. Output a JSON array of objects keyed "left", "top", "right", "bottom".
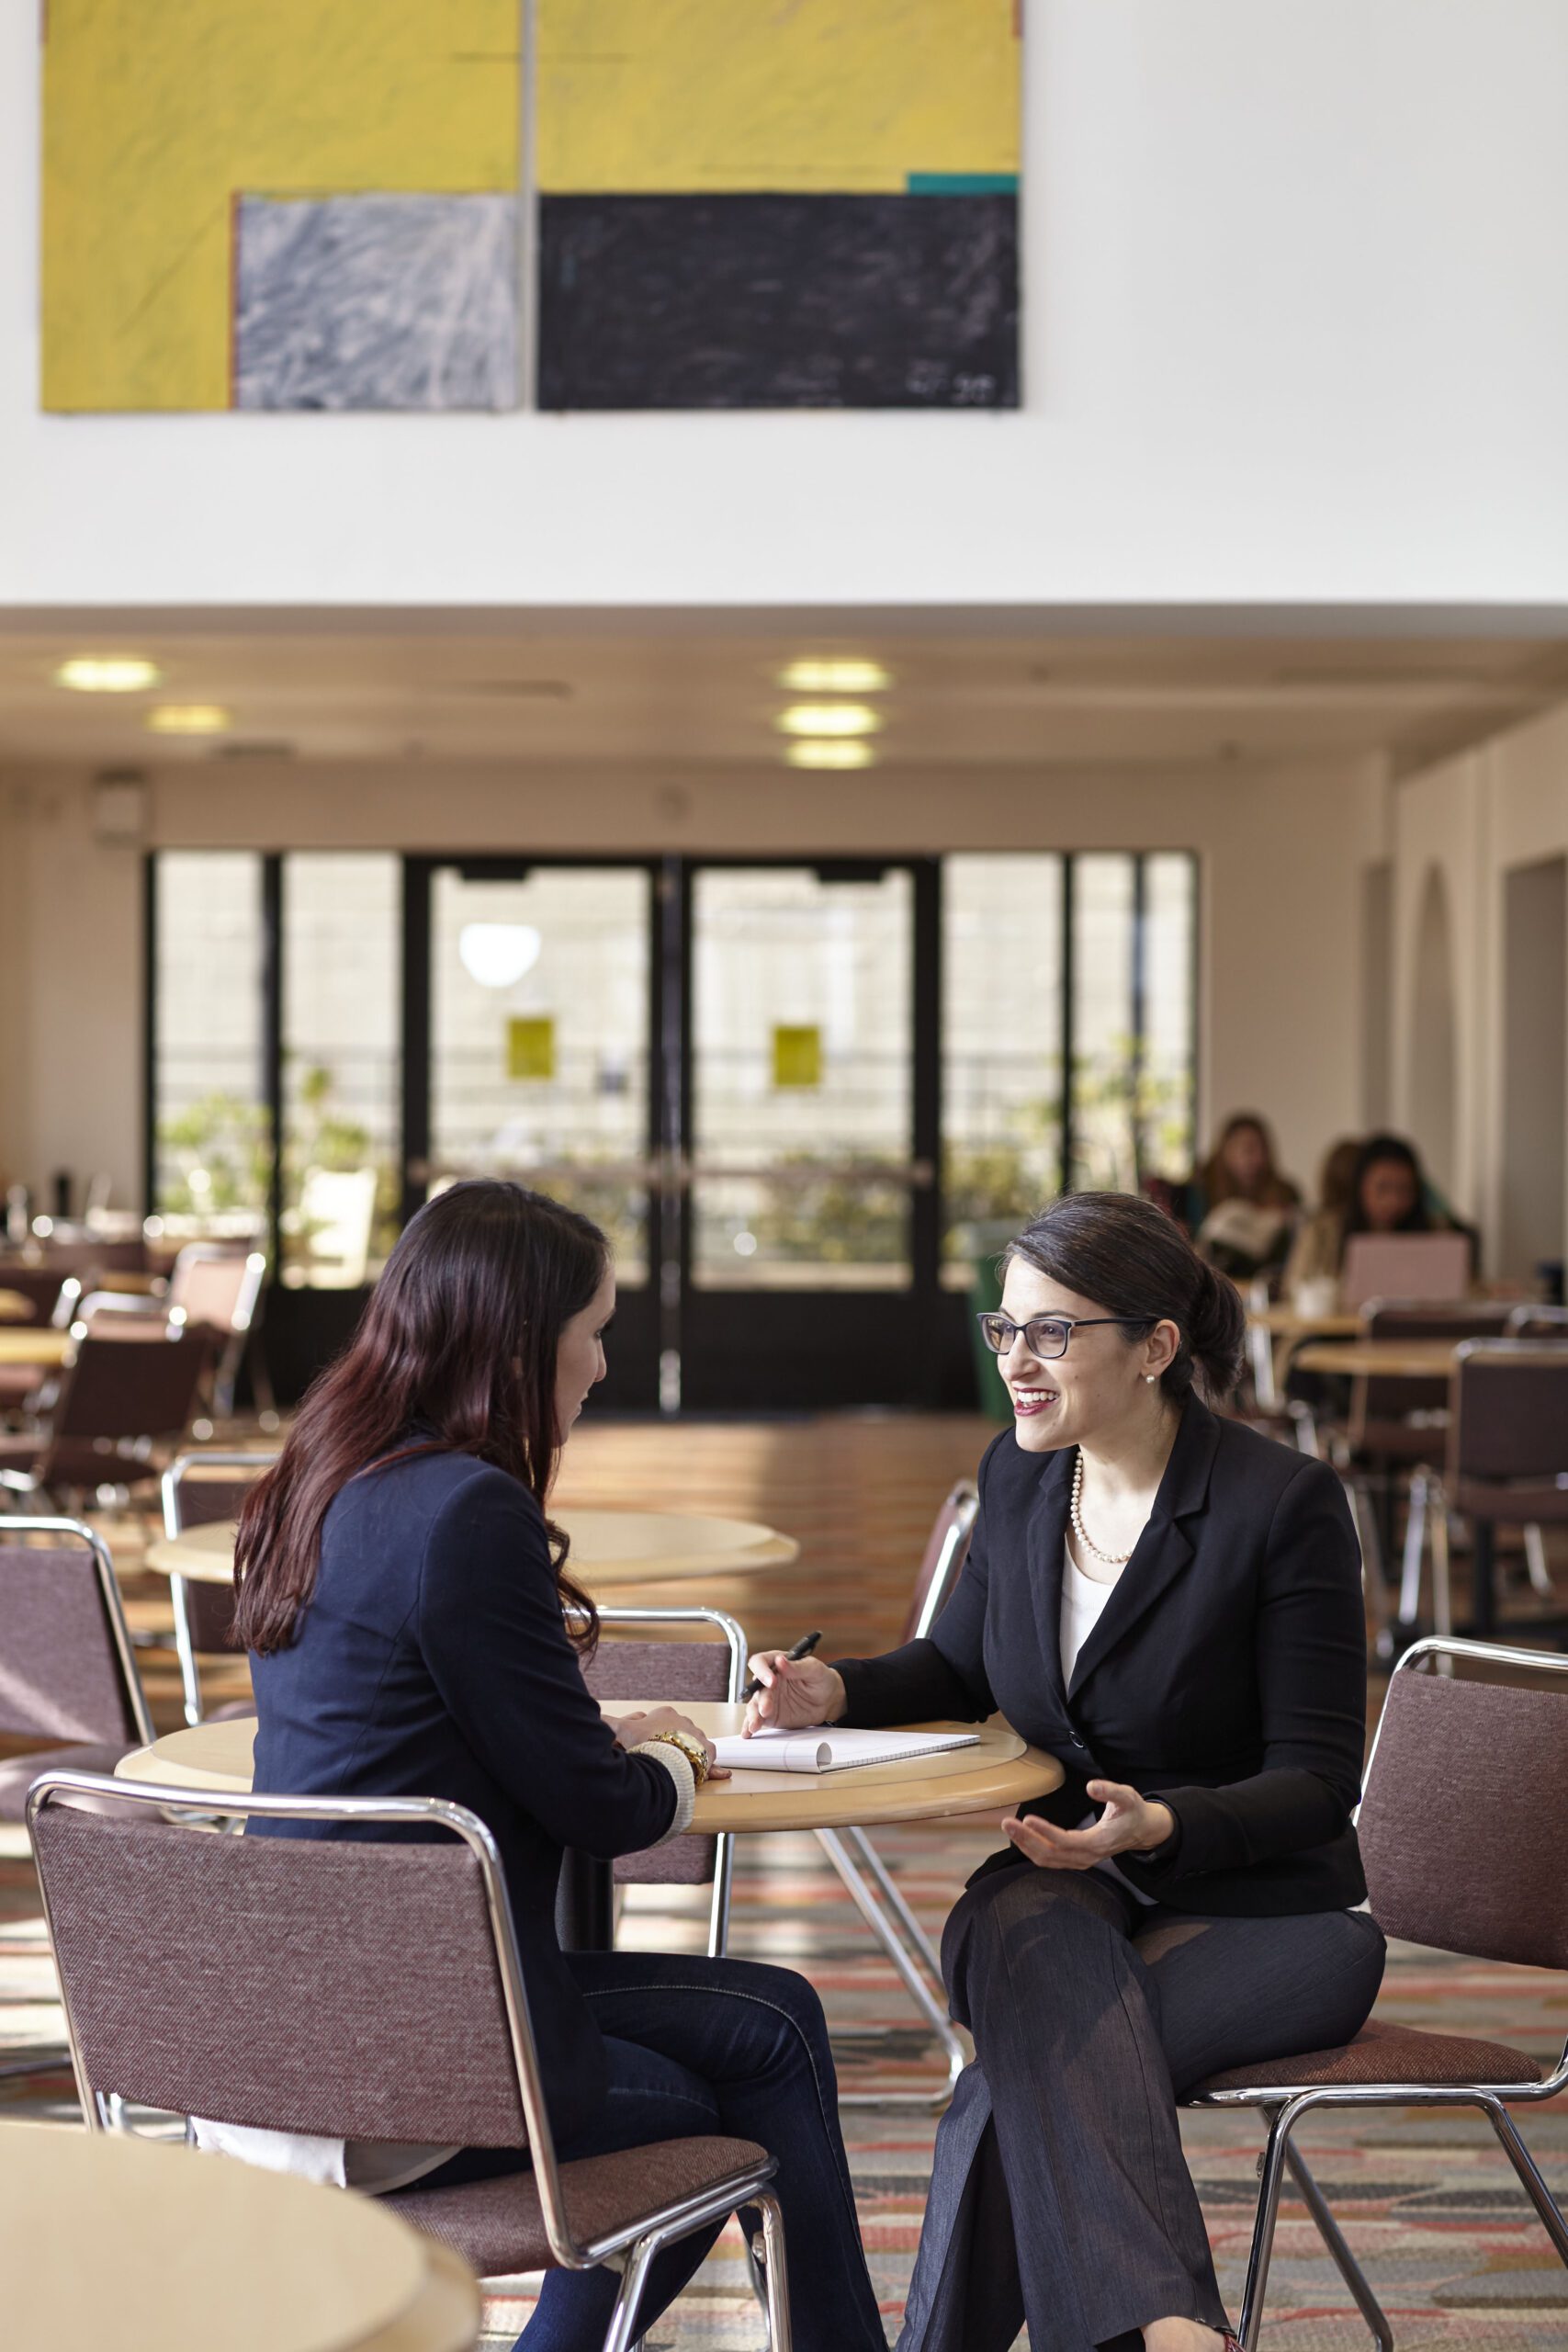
[
  {"left": 677, "top": 861, "right": 941, "bottom": 1410},
  {"left": 408, "top": 858, "right": 662, "bottom": 1408}
]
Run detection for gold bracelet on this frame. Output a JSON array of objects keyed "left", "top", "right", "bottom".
[{"left": 641, "top": 1729, "right": 711, "bottom": 1790}]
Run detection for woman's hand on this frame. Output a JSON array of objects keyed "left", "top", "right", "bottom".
[
  {"left": 607, "top": 1706, "right": 729, "bottom": 1781},
  {"left": 741, "top": 1652, "right": 847, "bottom": 1736},
  {"left": 1002, "top": 1781, "right": 1174, "bottom": 1870}
]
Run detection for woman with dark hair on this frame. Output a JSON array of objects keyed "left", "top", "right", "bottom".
[
  {"left": 1282, "top": 1129, "right": 1451, "bottom": 1296},
  {"left": 212, "top": 1181, "right": 887, "bottom": 2352},
  {"left": 1186, "top": 1111, "right": 1301, "bottom": 1281},
  {"left": 746, "top": 1192, "right": 1382, "bottom": 2352}
]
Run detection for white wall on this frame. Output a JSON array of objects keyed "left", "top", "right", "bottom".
[
  {"left": 6, "top": 2, "right": 1568, "bottom": 609},
  {"left": 0, "top": 755, "right": 1386, "bottom": 1207},
  {"left": 1393, "top": 706, "right": 1568, "bottom": 1273}
]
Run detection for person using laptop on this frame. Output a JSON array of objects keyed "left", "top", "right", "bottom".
[
  {"left": 1281, "top": 1129, "right": 1464, "bottom": 1302},
  {"left": 745, "top": 1191, "right": 1383, "bottom": 2352}
]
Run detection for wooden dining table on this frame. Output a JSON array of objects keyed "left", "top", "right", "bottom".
[
  {"left": 143, "top": 1507, "right": 801, "bottom": 1589},
  {"left": 1292, "top": 1338, "right": 1460, "bottom": 1381},
  {"left": 0, "top": 1328, "right": 73, "bottom": 1370},
  {"left": 1, "top": 2117, "right": 479, "bottom": 2352}
]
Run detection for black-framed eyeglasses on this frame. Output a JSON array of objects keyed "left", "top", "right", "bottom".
[{"left": 975, "top": 1311, "right": 1152, "bottom": 1361}]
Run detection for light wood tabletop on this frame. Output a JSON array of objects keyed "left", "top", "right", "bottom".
[
  {"left": 0, "top": 1328, "right": 72, "bottom": 1369},
  {"left": 0, "top": 1288, "right": 35, "bottom": 1322},
  {"left": 0, "top": 2119, "right": 479, "bottom": 2352},
  {"left": 1292, "top": 1338, "right": 1458, "bottom": 1380},
  {"left": 1247, "top": 1306, "right": 1362, "bottom": 1341},
  {"left": 144, "top": 1507, "right": 801, "bottom": 1589},
  {"left": 115, "top": 1703, "right": 1062, "bottom": 1833}
]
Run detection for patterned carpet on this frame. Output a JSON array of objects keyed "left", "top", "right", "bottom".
[{"left": 3, "top": 1411, "right": 1566, "bottom": 2346}]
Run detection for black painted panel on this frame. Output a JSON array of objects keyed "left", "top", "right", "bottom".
[{"left": 537, "top": 193, "right": 1018, "bottom": 411}]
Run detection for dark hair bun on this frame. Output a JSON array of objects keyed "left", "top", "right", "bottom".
[{"left": 1186, "top": 1256, "right": 1247, "bottom": 1400}]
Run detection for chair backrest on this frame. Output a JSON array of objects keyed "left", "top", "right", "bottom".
[
  {"left": 903, "top": 1482, "right": 980, "bottom": 1644},
  {"left": 1350, "top": 1299, "right": 1512, "bottom": 1435},
  {"left": 162, "top": 1452, "right": 277, "bottom": 1654},
  {"left": 0, "top": 1521, "right": 152, "bottom": 1745},
  {"left": 28, "top": 1781, "right": 547, "bottom": 2165},
  {"left": 580, "top": 1608, "right": 745, "bottom": 1887},
  {"left": 1506, "top": 1303, "right": 1568, "bottom": 1339},
  {"left": 169, "top": 1247, "right": 265, "bottom": 1337},
  {"left": 50, "top": 1329, "right": 208, "bottom": 1448},
  {"left": 73, "top": 1291, "right": 179, "bottom": 1334},
  {"left": 1448, "top": 1342, "right": 1568, "bottom": 1484},
  {"left": 0, "top": 1266, "right": 67, "bottom": 1323},
  {"left": 1358, "top": 1640, "right": 1568, "bottom": 1972}
]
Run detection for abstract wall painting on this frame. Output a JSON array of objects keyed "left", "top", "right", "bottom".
[
  {"left": 535, "top": 0, "right": 1021, "bottom": 410},
  {"left": 41, "top": 2, "right": 1020, "bottom": 415},
  {"left": 40, "top": 1, "right": 523, "bottom": 413}
]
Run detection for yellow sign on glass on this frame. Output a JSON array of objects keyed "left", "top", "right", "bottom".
[
  {"left": 507, "top": 1017, "right": 557, "bottom": 1081},
  {"left": 772, "top": 1025, "right": 823, "bottom": 1090}
]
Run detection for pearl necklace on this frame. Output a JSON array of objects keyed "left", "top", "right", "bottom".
[{"left": 1070, "top": 1450, "right": 1135, "bottom": 1570}]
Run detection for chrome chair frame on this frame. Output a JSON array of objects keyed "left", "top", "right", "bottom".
[
  {"left": 822, "top": 1483, "right": 979, "bottom": 2110},
  {"left": 27, "top": 1771, "right": 791, "bottom": 2352},
  {"left": 0, "top": 1519, "right": 152, "bottom": 2082},
  {"left": 159, "top": 1450, "right": 276, "bottom": 1725},
  {"left": 1185, "top": 1634, "right": 1568, "bottom": 2350},
  {"left": 587, "top": 1603, "right": 749, "bottom": 1959}
]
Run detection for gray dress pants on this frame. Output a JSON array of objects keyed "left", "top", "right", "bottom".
[{"left": 897, "top": 1858, "right": 1386, "bottom": 2352}]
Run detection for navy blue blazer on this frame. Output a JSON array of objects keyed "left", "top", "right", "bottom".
[
  {"left": 834, "top": 1396, "right": 1369, "bottom": 1915},
  {"left": 249, "top": 1445, "right": 680, "bottom": 2141}
]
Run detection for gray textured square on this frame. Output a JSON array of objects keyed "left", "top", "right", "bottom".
[{"left": 234, "top": 193, "right": 519, "bottom": 412}]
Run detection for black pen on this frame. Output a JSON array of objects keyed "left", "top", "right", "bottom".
[{"left": 740, "top": 1629, "right": 823, "bottom": 1703}]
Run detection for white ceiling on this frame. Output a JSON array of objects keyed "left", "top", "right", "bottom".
[{"left": 1, "top": 613, "right": 1564, "bottom": 775}]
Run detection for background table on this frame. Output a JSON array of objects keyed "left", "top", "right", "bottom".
[
  {"left": 1, "top": 2118, "right": 479, "bottom": 2352},
  {"left": 1292, "top": 1339, "right": 1457, "bottom": 1380},
  {"left": 0, "top": 1329, "right": 72, "bottom": 1369},
  {"left": 144, "top": 1507, "right": 800, "bottom": 1589},
  {"left": 0, "top": 1287, "right": 35, "bottom": 1322}
]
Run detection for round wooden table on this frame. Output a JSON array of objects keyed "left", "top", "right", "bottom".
[
  {"left": 0, "top": 1288, "right": 35, "bottom": 1322},
  {"left": 114, "top": 1705, "right": 1061, "bottom": 1835},
  {"left": 1247, "top": 1306, "right": 1362, "bottom": 1341},
  {"left": 1292, "top": 1339, "right": 1458, "bottom": 1380},
  {"left": 0, "top": 2118, "right": 479, "bottom": 2352},
  {"left": 0, "top": 1329, "right": 72, "bottom": 1369},
  {"left": 143, "top": 1509, "right": 801, "bottom": 1589}
]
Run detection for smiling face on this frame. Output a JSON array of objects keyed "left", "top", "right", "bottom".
[
  {"left": 553, "top": 1263, "right": 615, "bottom": 1442},
  {"left": 996, "top": 1256, "right": 1179, "bottom": 1454}
]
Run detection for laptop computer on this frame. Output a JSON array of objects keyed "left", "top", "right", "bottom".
[{"left": 1338, "top": 1231, "right": 1472, "bottom": 1310}]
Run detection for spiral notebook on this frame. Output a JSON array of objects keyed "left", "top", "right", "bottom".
[{"left": 711, "top": 1726, "right": 979, "bottom": 1776}]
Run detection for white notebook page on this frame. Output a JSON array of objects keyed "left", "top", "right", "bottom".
[{"left": 710, "top": 1726, "right": 980, "bottom": 1776}]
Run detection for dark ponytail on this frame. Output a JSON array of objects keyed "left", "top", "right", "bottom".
[{"left": 1004, "top": 1191, "right": 1247, "bottom": 1403}]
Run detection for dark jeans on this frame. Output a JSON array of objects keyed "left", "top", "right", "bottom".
[
  {"left": 897, "top": 1860, "right": 1387, "bottom": 2352},
  {"left": 422, "top": 1949, "right": 888, "bottom": 2352}
]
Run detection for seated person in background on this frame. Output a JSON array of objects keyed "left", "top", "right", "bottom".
[
  {"left": 214, "top": 1181, "right": 887, "bottom": 2352},
  {"left": 1185, "top": 1113, "right": 1301, "bottom": 1283},
  {"left": 1282, "top": 1130, "right": 1459, "bottom": 1300}
]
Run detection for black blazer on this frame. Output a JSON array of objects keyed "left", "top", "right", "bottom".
[
  {"left": 835, "top": 1396, "right": 1369, "bottom": 1915},
  {"left": 249, "top": 1446, "right": 681, "bottom": 2142}
]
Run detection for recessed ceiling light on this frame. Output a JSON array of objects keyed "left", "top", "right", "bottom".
[
  {"left": 54, "top": 656, "right": 162, "bottom": 694},
  {"left": 785, "top": 741, "right": 876, "bottom": 770},
  {"left": 779, "top": 659, "right": 890, "bottom": 694},
  {"left": 146, "top": 704, "right": 232, "bottom": 735},
  {"left": 777, "top": 703, "right": 883, "bottom": 738}
]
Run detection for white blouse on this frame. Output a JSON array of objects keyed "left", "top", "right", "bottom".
[{"left": 1058, "top": 1539, "right": 1156, "bottom": 1907}]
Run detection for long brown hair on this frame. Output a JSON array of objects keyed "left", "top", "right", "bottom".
[
  {"left": 1199, "top": 1112, "right": 1298, "bottom": 1211},
  {"left": 234, "top": 1181, "right": 608, "bottom": 1657}
]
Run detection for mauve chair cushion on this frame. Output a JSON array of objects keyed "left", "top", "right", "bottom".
[
  {"left": 1358, "top": 1670, "right": 1568, "bottom": 1972},
  {"left": 583, "top": 1640, "right": 731, "bottom": 1891},
  {"left": 0, "top": 1742, "right": 134, "bottom": 1820},
  {"left": 389, "top": 2136, "right": 771, "bottom": 2275},
  {"left": 1193, "top": 2017, "right": 1541, "bottom": 2097}
]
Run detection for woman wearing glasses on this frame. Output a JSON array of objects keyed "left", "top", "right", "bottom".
[{"left": 746, "top": 1191, "right": 1382, "bottom": 2352}]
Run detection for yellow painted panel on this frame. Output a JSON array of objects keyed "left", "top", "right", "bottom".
[
  {"left": 507, "top": 1016, "right": 557, "bottom": 1081},
  {"left": 42, "top": 1, "right": 521, "bottom": 412},
  {"left": 537, "top": 0, "right": 1020, "bottom": 195},
  {"left": 772, "top": 1025, "right": 824, "bottom": 1090}
]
